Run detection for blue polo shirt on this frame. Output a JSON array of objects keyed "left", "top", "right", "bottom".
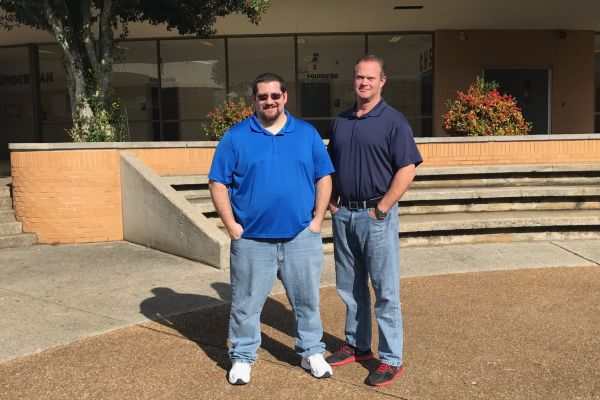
[
  {"left": 208, "top": 111, "right": 334, "bottom": 239},
  {"left": 328, "top": 99, "right": 423, "bottom": 201}
]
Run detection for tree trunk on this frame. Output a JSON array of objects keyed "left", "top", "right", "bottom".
[{"left": 43, "top": 0, "right": 120, "bottom": 141}]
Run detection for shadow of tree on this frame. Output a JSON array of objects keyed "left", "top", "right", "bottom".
[{"left": 139, "top": 282, "right": 343, "bottom": 372}]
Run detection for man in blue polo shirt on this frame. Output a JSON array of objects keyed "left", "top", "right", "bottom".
[
  {"left": 326, "top": 55, "right": 423, "bottom": 386},
  {"left": 208, "top": 72, "right": 334, "bottom": 385}
]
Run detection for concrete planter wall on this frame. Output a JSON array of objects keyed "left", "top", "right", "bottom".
[{"left": 9, "top": 134, "right": 600, "bottom": 246}]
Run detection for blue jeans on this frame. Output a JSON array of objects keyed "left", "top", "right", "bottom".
[
  {"left": 332, "top": 204, "right": 403, "bottom": 367},
  {"left": 228, "top": 226, "right": 326, "bottom": 363}
]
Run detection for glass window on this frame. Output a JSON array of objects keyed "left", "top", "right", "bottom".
[
  {"left": 595, "top": 34, "right": 600, "bottom": 132},
  {"left": 297, "top": 35, "right": 365, "bottom": 138},
  {"left": 112, "top": 41, "right": 158, "bottom": 141},
  {"left": 37, "top": 45, "right": 71, "bottom": 143},
  {"left": 368, "top": 34, "right": 434, "bottom": 137},
  {"left": 228, "top": 37, "right": 296, "bottom": 114},
  {"left": 159, "top": 39, "right": 226, "bottom": 141},
  {"left": 0, "top": 46, "right": 34, "bottom": 159}
]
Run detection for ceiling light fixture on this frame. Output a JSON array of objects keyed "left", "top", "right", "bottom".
[
  {"left": 394, "top": 5, "right": 423, "bottom": 10},
  {"left": 389, "top": 36, "right": 402, "bottom": 43}
]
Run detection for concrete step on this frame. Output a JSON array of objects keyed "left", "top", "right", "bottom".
[
  {"left": 404, "top": 185, "right": 600, "bottom": 201},
  {"left": 183, "top": 184, "right": 600, "bottom": 201},
  {"left": 186, "top": 185, "right": 600, "bottom": 212},
  {"left": 0, "top": 197, "right": 12, "bottom": 209},
  {"left": 397, "top": 209, "right": 600, "bottom": 233},
  {"left": 170, "top": 176, "right": 600, "bottom": 190},
  {"left": 0, "top": 221, "right": 25, "bottom": 236},
  {"left": 414, "top": 163, "right": 600, "bottom": 188},
  {"left": 183, "top": 190, "right": 211, "bottom": 203},
  {"left": 162, "top": 174, "right": 208, "bottom": 186},
  {"left": 411, "top": 176, "right": 600, "bottom": 188},
  {"left": 0, "top": 186, "right": 9, "bottom": 198},
  {"left": 402, "top": 200, "right": 600, "bottom": 215},
  {"left": 320, "top": 230, "right": 600, "bottom": 250},
  {"left": 200, "top": 198, "right": 600, "bottom": 218},
  {"left": 417, "top": 163, "right": 600, "bottom": 176},
  {"left": 0, "top": 233, "right": 37, "bottom": 249},
  {"left": 0, "top": 210, "right": 15, "bottom": 223}
]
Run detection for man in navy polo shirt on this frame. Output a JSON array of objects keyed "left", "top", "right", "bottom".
[
  {"left": 326, "top": 55, "right": 423, "bottom": 386},
  {"left": 208, "top": 72, "right": 334, "bottom": 385}
]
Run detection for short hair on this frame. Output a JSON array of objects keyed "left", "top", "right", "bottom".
[
  {"left": 354, "top": 55, "right": 386, "bottom": 78},
  {"left": 252, "top": 72, "right": 287, "bottom": 96}
]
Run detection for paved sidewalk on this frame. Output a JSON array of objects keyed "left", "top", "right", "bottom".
[{"left": 1, "top": 239, "right": 599, "bottom": 399}]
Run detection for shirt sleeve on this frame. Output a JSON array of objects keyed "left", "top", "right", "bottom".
[
  {"left": 312, "top": 129, "right": 335, "bottom": 181},
  {"left": 208, "top": 130, "right": 236, "bottom": 185},
  {"left": 390, "top": 122, "right": 423, "bottom": 171}
]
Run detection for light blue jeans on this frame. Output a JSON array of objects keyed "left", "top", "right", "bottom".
[
  {"left": 331, "top": 204, "right": 403, "bottom": 367},
  {"left": 228, "top": 226, "right": 326, "bottom": 363}
]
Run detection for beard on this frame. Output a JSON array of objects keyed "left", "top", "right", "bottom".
[{"left": 257, "top": 106, "right": 282, "bottom": 123}]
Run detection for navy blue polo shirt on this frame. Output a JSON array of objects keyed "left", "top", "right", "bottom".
[
  {"left": 208, "top": 111, "right": 334, "bottom": 239},
  {"left": 328, "top": 99, "right": 423, "bottom": 201}
]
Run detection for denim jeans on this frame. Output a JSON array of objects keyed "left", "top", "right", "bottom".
[
  {"left": 331, "top": 204, "right": 403, "bottom": 367},
  {"left": 228, "top": 226, "right": 326, "bottom": 363}
]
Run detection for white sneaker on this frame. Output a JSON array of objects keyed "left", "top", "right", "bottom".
[
  {"left": 228, "top": 361, "right": 252, "bottom": 385},
  {"left": 301, "top": 353, "right": 333, "bottom": 379}
]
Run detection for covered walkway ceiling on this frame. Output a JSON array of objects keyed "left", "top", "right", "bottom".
[
  {"left": 211, "top": 0, "right": 600, "bottom": 35},
  {"left": 2, "top": 0, "right": 600, "bottom": 46}
]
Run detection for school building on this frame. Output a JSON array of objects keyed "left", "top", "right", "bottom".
[{"left": 1, "top": 0, "right": 600, "bottom": 160}]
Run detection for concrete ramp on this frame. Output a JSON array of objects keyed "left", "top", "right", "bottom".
[{"left": 120, "top": 152, "right": 229, "bottom": 269}]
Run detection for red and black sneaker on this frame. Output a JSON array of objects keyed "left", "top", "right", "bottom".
[
  {"left": 367, "top": 362, "right": 404, "bottom": 386},
  {"left": 325, "top": 343, "right": 374, "bottom": 366}
]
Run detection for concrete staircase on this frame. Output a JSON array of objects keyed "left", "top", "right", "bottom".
[
  {"left": 163, "top": 163, "right": 600, "bottom": 249},
  {"left": 0, "top": 180, "right": 37, "bottom": 249}
]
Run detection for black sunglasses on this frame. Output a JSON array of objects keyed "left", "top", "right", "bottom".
[{"left": 256, "top": 92, "right": 284, "bottom": 101}]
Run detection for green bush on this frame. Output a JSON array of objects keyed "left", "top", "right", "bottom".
[
  {"left": 203, "top": 98, "right": 254, "bottom": 140},
  {"left": 68, "top": 92, "right": 128, "bottom": 142},
  {"left": 443, "top": 76, "right": 531, "bottom": 136}
]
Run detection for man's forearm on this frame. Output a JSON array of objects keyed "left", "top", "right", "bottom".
[
  {"left": 313, "top": 175, "right": 332, "bottom": 223},
  {"left": 377, "top": 164, "right": 417, "bottom": 212},
  {"left": 208, "top": 179, "right": 242, "bottom": 238}
]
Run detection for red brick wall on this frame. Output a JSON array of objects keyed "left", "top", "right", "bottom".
[
  {"left": 10, "top": 150, "right": 122, "bottom": 244},
  {"left": 9, "top": 138, "right": 600, "bottom": 243},
  {"left": 418, "top": 139, "right": 600, "bottom": 166},
  {"left": 132, "top": 148, "right": 215, "bottom": 175}
]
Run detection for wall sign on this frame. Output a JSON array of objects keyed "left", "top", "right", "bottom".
[{"left": 0, "top": 72, "right": 54, "bottom": 86}]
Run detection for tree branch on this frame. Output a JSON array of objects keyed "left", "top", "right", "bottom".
[
  {"left": 98, "top": 0, "right": 114, "bottom": 99},
  {"left": 80, "top": 0, "right": 98, "bottom": 68}
]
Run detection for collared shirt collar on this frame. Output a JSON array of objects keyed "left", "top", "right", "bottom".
[
  {"left": 249, "top": 110, "right": 295, "bottom": 135},
  {"left": 352, "top": 98, "right": 387, "bottom": 118}
]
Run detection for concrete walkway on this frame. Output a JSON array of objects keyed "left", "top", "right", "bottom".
[{"left": 1, "top": 239, "right": 599, "bottom": 399}]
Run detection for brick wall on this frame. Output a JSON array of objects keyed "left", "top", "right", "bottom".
[
  {"left": 418, "top": 138, "right": 600, "bottom": 166},
  {"left": 10, "top": 150, "right": 122, "bottom": 244},
  {"left": 9, "top": 136, "right": 600, "bottom": 244},
  {"left": 132, "top": 148, "right": 215, "bottom": 175}
]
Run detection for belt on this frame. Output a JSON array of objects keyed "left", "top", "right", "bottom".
[{"left": 339, "top": 196, "right": 383, "bottom": 210}]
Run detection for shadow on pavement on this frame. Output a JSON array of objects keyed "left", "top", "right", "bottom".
[{"left": 139, "top": 282, "right": 344, "bottom": 373}]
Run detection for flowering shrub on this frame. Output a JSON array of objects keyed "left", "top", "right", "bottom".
[
  {"left": 443, "top": 76, "right": 531, "bottom": 136},
  {"left": 68, "top": 91, "right": 128, "bottom": 142},
  {"left": 203, "top": 98, "right": 254, "bottom": 140}
]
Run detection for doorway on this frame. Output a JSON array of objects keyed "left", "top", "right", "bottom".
[
  {"left": 484, "top": 69, "right": 550, "bottom": 134},
  {"left": 300, "top": 81, "right": 332, "bottom": 138}
]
